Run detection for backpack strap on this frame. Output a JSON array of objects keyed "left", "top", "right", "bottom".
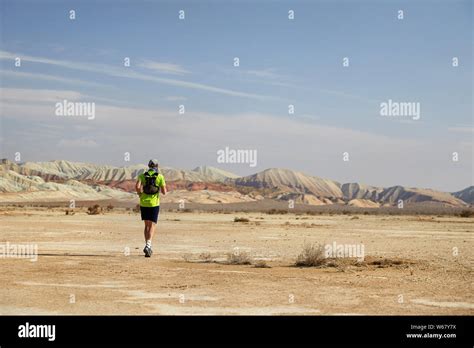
[{"left": 144, "top": 170, "right": 158, "bottom": 178}]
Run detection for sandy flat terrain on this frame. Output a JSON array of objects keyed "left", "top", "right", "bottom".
[{"left": 0, "top": 208, "right": 472, "bottom": 315}]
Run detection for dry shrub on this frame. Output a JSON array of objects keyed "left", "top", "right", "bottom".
[
  {"left": 267, "top": 209, "right": 288, "bottom": 215},
  {"left": 254, "top": 260, "right": 271, "bottom": 268},
  {"left": 182, "top": 252, "right": 213, "bottom": 263},
  {"left": 295, "top": 243, "right": 326, "bottom": 267},
  {"left": 199, "top": 252, "right": 213, "bottom": 263},
  {"left": 87, "top": 204, "right": 101, "bottom": 215},
  {"left": 226, "top": 251, "right": 252, "bottom": 265},
  {"left": 367, "top": 258, "right": 413, "bottom": 268},
  {"left": 234, "top": 217, "right": 250, "bottom": 223},
  {"left": 459, "top": 209, "right": 474, "bottom": 218}
]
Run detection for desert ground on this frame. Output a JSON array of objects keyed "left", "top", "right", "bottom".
[{"left": 0, "top": 206, "right": 473, "bottom": 315}]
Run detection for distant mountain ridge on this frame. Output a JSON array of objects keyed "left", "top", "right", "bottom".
[
  {"left": 234, "top": 168, "right": 343, "bottom": 198},
  {"left": 0, "top": 159, "right": 471, "bottom": 206},
  {"left": 0, "top": 159, "right": 237, "bottom": 183},
  {"left": 341, "top": 182, "right": 467, "bottom": 206},
  {"left": 452, "top": 186, "right": 474, "bottom": 204},
  {"left": 341, "top": 183, "right": 383, "bottom": 201}
]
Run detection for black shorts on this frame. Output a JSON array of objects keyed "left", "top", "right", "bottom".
[{"left": 140, "top": 206, "right": 160, "bottom": 223}]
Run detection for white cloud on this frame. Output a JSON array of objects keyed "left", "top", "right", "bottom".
[
  {"left": 245, "top": 68, "right": 278, "bottom": 79},
  {"left": 0, "top": 87, "right": 149, "bottom": 111},
  {"left": 0, "top": 50, "right": 271, "bottom": 100},
  {"left": 0, "top": 70, "right": 108, "bottom": 87},
  {"left": 218, "top": 66, "right": 297, "bottom": 89},
  {"left": 1, "top": 88, "right": 83, "bottom": 103},
  {"left": 318, "top": 88, "right": 380, "bottom": 104},
  {"left": 138, "top": 59, "right": 190, "bottom": 75}
]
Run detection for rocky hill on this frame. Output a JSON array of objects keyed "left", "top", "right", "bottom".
[{"left": 0, "top": 159, "right": 470, "bottom": 207}]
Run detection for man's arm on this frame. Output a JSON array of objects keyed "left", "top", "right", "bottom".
[
  {"left": 135, "top": 179, "right": 143, "bottom": 195},
  {"left": 160, "top": 177, "right": 167, "bottom": 195}
]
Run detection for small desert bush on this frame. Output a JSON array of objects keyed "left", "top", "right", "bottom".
[
  {"left": 106, "top": 204, "right": 114, "bottom": 211},
  {"left": 305, "top": 211, "right": 322, "bottom": 216},
  {"left": 295, "top": 243, "right": 326, "bottom": 267},
  {"left": 226, "top": 251, "right": 252, "bottom": 265},
  {"left": 254, "top": 260, "right": 271, "bottom": 268},
  {"left": 132, "top": 204, "right": 140, "bottom": 213},
  {"left": 459, "top": 209, "right": 474, "bottom": 218},
  {"left": 367, "top": 258, "right": 413, "bottom": 268},
  {"left": 65, "top": 209, "right": 75, "bottom": 216},
  {"left": 182, "top": 252, "right": 213, "bottom": 263},
  {"left": 199, "top": 252, "right": 213, "bottom": 263},
  {"left": 267, "top": 209, "right": 288, "bottom": 215},
  {"left": 234, "top": 217, "right": 250, "bottom": 223},
  {"left": 87, "top": 204, "right": 101, "bottom": 215}
]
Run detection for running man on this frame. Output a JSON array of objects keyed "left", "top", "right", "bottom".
[{"left": 135, "top": 159, "right": 167, "bottom": 257}]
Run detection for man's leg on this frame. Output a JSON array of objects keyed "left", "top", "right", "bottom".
[
  {"left": 147, "top": 222, "right": 156, "bottom": 241},
  {"left": 143, "top": 221, "right": 148, "bottom": 242},
  {"left": 143, "top": 221, "right": 151, "bottom": 256},
  {"left": 143, "top": 206, "right": 159, "bottom": 257},
  {"left": 144, "top": 221, "right": 155, "bottom": 242},
  {"left": 144, "top": 221, "right": 155, "bottom": 257}
]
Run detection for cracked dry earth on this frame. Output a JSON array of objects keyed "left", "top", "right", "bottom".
[{"left": 0, "top": 209, "right": 472, "bottom": 315}]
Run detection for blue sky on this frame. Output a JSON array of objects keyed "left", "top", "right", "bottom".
[{"left": 0, "top": 0, "right": 472, "bottom": 191}]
